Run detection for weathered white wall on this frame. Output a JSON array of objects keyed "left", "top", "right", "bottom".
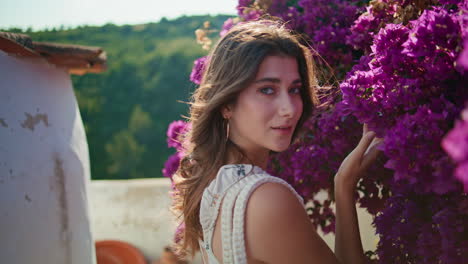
[
  {"left": 88, "top": 178, "right": 188, "bottom": 262},
  {"left": 0, "top": 51, "right": 96, "bottom": 264}
]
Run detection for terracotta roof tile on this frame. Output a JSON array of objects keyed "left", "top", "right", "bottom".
[{"left": 0, "top": 31, "right": 107, "bottom": 75}]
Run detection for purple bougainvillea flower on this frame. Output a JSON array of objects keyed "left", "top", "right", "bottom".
[
  {"left": 402, "top": 7, "right": 461, "bottom": 81},
  {"left": 443, "top": 105, "right": 468, "bottom": 191},
  {"left": 166, "top": 120, "right": 190, "bottom": 150},
  {"left": 439, "top": 0, "right": 463, "bottom": 4},
  {"left": 457, "top": 38, "right": 468, "bottom": 71},
  {"left": 236, "top": 0, "right": 254, "bottom": 16},
  {"left": 220, "top": 18, "right": 235, "bottom": 37},
  {"left": 189, "top": 56, "right": 208, "bottom": 85},
  {"left": 162, "top": 152, "right": 182, "bottom": 179}
]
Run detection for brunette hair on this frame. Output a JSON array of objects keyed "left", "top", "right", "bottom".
[{"left": 171, "top": 19, "right": 319, "bottom": 258}]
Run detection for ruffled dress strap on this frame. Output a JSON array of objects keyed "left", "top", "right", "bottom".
[
  {"left": 230, "top": 174, "right": 303, "bottom": 263},
  {"left": 199, "top": 164, "right": 303, "bottom": 264}
]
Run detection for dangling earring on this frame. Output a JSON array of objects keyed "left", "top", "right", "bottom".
[{"left": 225, "top": 119, "right": 230, "bottom": 143}]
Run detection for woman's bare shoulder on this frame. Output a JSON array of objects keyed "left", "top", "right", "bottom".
[{"left": 244, "top": 182, "right": 339, "bottom": 264}]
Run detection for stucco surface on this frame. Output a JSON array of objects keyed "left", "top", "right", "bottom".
[{"left": 0, "top": 50, "right": 95, "bottom": 264}]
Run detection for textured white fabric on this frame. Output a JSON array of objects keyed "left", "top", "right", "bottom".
[{"left": 199, "top": 164, "right": 304, "bottom": 264}]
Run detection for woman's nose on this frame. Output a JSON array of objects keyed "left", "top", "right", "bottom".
[{"left": 278, "top": 92, "right": 298, "bottom": 117}]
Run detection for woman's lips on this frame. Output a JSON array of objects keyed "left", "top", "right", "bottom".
[{"left": 271, "top": 126, "right": 293, "bottom": 134}]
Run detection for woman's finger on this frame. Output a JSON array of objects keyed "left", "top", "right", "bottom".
[
  {"left": 353, "top": 131, "right": 376, "bottom": 161},
  {"left": 361, "top": 137, "right": 383, "bottom": 170},
  {"left": 363, "top": 123, "right": 369, "bottom": 137},
  {"left": 364, "top": 137, "right": 383, "bottom": 156}
]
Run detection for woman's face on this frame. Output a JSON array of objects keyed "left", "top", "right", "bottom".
[{"left": 224, "top": 55, "right": 304, "bottom": 156}]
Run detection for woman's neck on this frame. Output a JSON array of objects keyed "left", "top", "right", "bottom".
[{"left": 226, "top": 144, "right": 269, "bottom": 170}]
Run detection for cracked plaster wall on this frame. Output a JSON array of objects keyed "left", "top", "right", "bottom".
[{"left": 0, "top": 50, "right": 96, "bottom": 264}]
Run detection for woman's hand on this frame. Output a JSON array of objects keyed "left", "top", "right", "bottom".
[
  {"left": 334, "top": 124, "right": 383, "bottom": 264},
  {"left": 334, "top": 124, "right": 383, "bottom": 193}
]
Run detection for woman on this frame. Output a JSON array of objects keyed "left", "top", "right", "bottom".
[{"left": 172, "top": 20, "right": 381, "bottom": 264}]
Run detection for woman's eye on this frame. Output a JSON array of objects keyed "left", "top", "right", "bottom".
[
  {"left": 289, "top": 87, "right": 302, "bottom": 94},
  {"left": 260, "top": 87, "right": 275, "bottom": 95}
]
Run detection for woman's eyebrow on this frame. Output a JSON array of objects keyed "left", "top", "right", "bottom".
[{"left": 253, "top": 77, "right": 302, "bottom": 84}]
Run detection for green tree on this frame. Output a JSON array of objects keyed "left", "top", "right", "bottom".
[{"left": 2, "top": 14, "right": 233, "bottom": 179}]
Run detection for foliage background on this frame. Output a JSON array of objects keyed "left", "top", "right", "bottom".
[{"left": 2, "top": 15, "right": 232, "bottom": 179}]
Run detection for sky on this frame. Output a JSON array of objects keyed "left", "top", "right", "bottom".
[{"left": 1, "top": 0, "right": 238, "bottom": 31}]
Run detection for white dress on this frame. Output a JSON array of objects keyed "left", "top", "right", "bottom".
[{"left": 198, "top": 164, "right": 304, "bottom": 264}]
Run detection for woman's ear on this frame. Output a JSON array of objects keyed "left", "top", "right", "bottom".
[{"left": 221, "top": 104, "right": 233, "bottom": 119}]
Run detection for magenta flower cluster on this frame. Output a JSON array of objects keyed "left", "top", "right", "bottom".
[
  {"left": 162, "top": 120, "right": 190, "bottom": 180},
  {"left": 373, "top": 187, "right": 468, "bottom": 263},
  {"left": 341, "top": 5, "right": 467, "bottom": 194},
  {"left": 443, "top": 105, "right": 468, "bottom": 192},
  {"left": 339, "top": 2, "right": 467, "bottom": 262},
  {"left": 189, "top": 56, "right": 208, "bottom": 85}
]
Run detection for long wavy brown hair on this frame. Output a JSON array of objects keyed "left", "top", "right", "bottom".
[{"left": 171, "top": 20, "right": 319, "bottom": 258}]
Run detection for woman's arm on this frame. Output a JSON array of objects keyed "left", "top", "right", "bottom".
[
  {"left": 334, "top": 180, "right": 365, "bottom": 264},
  {"left": 245, "top": 182, "right": 340, "bottom": 264},
  {"left": 334, "top": 125, "right": 382, "bottom": 264}
]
